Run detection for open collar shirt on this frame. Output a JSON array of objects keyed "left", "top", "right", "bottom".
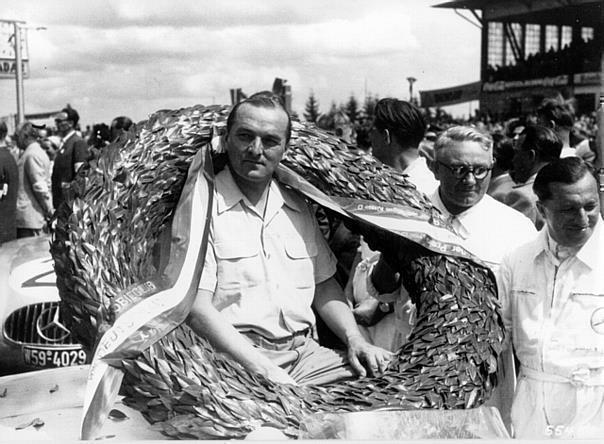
[
  {"left": 198, "top": 167, "right": 337, "bottom": 340},
  {"left": 430, "top": 190, "right": 537, "bottom": 273},
  {"left": 498, "top": 219, "right": 604, "bottom": 437},
  {"left": 499, "top": 218, "right": 604, "bottom": 380}
]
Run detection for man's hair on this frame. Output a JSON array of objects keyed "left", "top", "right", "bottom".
[
  {"left": 537, "top": 97, "right": 575, "bottom": 129},
  {"left": 519, "top": 124, "right": 563, "bottom": 162},
  {"left": 493, "top": 136, "right": 515, "bottom": 171},
  {"left": 373, "top": 98, "right": 426, "bottom": 149},
  {"left": 62, "top": 106, "right": 80, "bottom": 126},
  {"left": 111, "top": 116, "right": 133, "bottom": 132},
  {"left": 16, "top": 121, "right": 39, "bottom": 140},
  {"left": 434, "top": 125, "right": 493, "bottom": 156},
  {"left": 226, "top": 91, "right": 292, "bottom": 143},
  {"left": 0, "top": 121, "right": 7, "bottom": 138},
  {"left": 533, "top": 156, "right": 595, "bottom": 201}
]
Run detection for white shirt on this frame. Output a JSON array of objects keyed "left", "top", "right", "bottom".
[
  {"left": 402, "top": 156, "right": 438, "bottom": 196},
  {"left": 198, "top": 167, "right": 337, "bottom": 340},
  {"left": 498, "top": 219, "right": 604, "bottom": 438},
  {"left": 430, "top": 191, "right": 537, "bottom": 273}
]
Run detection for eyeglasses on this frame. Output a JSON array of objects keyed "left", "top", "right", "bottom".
[{"left": 437, "top": 161, "right": 493, "bottom": 180}]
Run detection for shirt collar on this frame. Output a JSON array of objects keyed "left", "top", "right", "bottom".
[
  {"left": 534, "top": 217, "right": 603, "bottom": 269},
  {"left": 430, "top": 188, "right": 486, "bottom": 238},
  {"left": 215, "top": 166, "right": 303, "bottom": 216}
]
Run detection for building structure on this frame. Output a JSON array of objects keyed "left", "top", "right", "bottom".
[{"left": 425, "top": 0, "right": 603, "bottom": 117}]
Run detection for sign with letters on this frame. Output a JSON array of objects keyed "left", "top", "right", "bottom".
[
  {"left": 420, "top": 81, "right": 482, "bottom": 107},
  {"left": 0, "top": 20, "right": 29, "bottom": 79}
]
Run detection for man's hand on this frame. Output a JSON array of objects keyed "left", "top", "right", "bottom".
[
  {"left": 352, "top": 298, "right": 393, "bottom": 326},
  {"left": 346, "top": 334, "right": 393, "bottom": 377},
  {"left": 261, "top": 364, "right": 298, "bottom": 385}
]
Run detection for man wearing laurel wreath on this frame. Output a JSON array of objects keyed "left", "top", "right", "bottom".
[{"left": 187, "top": 92, "right": 392, "bottom": 386}]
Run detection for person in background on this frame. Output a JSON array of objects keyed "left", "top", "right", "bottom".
[
  {"left": 505, "top": 125, "right": 563, "bottom": 230},
  {"left": 499, "top": 157, "right": 604, "bottom": 438},
  {"left": 110, "top": 116, "right": 134, "bottom": 142},
  {"left": 14, "top": 122, "right": 53, "bottom": 238},
  {"left": 187, "top": 92, "right": 391, "bottom": 387},
  {"left": 354, "top": 126, "right": 537, "bottom": 431},
  {"left": 87, "top": 123, "right": 112, "bottom": 160},
  {"left": 536, "top": 97, "right": 594, "bottom": 163},
  {"left": 370, "top": 98, "right": 438, "bottom": 195},
  {"left": 347, "top": 98, "right": 438, "bottom": 351},
  {"left": 487, "top": 135, "right": 515, "bottom": 202},
  {"left": 0, "top": 121, "right": 18, "bottom": 244},
  {"left": 51, "top": 107, "right": 89, "bottom": 210}
]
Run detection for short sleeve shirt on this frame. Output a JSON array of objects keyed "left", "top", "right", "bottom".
[{"left": 198, "top": 167, "right": 337, "bottom": 340}]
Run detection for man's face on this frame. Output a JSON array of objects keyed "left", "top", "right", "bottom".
[
  {"left": 55, "top": 114, "right": 73, "bottom": 137},
  {"left": 537, "top": 173, "right": 600, "bottom": 247},
  {"left": 225, "top": 103, "right": 288, "bottom": 187},
  {"left": 434, "top": 140, "right": 493, "bottom": 214}
]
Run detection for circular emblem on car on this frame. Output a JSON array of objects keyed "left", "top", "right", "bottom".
[
  {"left": 591, "top": 308, "right": 604, "bottom": 335},
  {"left": 36, "top": 306, "right": 71, "bottom": 342}
]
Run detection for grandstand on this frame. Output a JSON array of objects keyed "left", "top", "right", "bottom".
[{"left": 431, "top": 0, "right": 603, "bottom": 118}]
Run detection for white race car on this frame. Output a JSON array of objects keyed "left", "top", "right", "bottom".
[{"left": 0, "top": 235, "right": 88, "bottom": 375}]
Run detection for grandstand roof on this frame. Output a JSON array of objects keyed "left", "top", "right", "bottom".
[{"left": 434, "top": 0, "right": 602, "bottom": 27}]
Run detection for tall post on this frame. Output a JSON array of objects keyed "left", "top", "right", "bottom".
[
  {"left": 597, "top": 94, "right": 604, "bottom": 218},
  {"left": 407, "top": 76, "right": 416, "bottom": 103},
  {"left": 14, "top": 22, "right": 25, "bottom": 125}
]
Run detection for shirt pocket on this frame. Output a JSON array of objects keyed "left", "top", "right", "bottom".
[
  {"left": 214, "top": 239, "right": 263, "bottom": 291},
  {"left": 511, "top": 288, "right": 541, "bottom": 343},
  {"left": 283, "top": 237, "right": 317, "bottom": 289},
  {"left": 561, "top": 292, "right": 604, "bottom": 355}
]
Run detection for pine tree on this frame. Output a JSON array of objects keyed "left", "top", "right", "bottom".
[
  {"left": 344, "top": 94, "right": 360, "bottom": 124},
  {"left": 355, "top": 94, "right": 380, "bottom": 150},
  {"left": 303, "top": 92, "right": 320, "bottom": 123}
]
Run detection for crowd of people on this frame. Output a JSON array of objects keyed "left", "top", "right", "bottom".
[
  {"left": 191, "top": 92, "right": 601, "bottom": 439},
  {"left": 0, "top": 92, "right": 601, "bottom": 439},
  {"left": 0, "top": 108, "right": 133, "bottom": 244},
  {"left": 486, "top": 36, "right": 600, "bottom": 82}
]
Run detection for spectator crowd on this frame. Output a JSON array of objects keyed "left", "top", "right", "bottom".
[{"left": 0, "top": 107, "right": 133, "bottom": 245}]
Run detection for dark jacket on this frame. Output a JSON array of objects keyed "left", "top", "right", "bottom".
[
  {"left": 51, "top": 132, "right": 89, "bottom": 209},
  {"left": 0, "top": 146, "right": 18, "bottom": 243}
]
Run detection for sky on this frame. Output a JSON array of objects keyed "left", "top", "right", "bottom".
[{"left": 0, "top": 0, "right": 482, "bottom": 128}]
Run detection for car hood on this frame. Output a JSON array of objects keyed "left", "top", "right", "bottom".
[{"left": 0, "top": 236, "right": 58, "bottom": 318}]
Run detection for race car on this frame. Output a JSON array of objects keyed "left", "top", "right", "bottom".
[{"left": 0, "top": 235, "right": 88, "bottom": 375}]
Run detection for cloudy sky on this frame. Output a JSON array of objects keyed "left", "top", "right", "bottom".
[{"left": 0, "top": 0, "right": 481, "bottom": 128}]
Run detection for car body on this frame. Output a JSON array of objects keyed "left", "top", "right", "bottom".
[{"left": 0, "top": 235, "right": 87, "bottom": 375}]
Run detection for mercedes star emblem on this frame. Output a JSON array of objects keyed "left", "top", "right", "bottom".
[{"left": 36, "top": 305, "right": 71, "bottom": 342}]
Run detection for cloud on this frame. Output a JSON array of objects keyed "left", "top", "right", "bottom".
[{"left": 0, "top": 0, "right": 481, "bottom": 125}]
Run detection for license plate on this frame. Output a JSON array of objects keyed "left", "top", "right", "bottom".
[{"left": 23, "top": 347, "right": 87, "bottom": 368}]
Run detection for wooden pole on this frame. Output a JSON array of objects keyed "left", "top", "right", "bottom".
[
  {"left": 597, "top": 94, "right": 604, "bottom": 218},
  {"left": 13, "top": 22, "right": 25, "bottom": 125}
]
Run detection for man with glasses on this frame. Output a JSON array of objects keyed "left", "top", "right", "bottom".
[
  {"left": 51, "top": 107, "right": 89, "bottom": 210},
  {"left": 357, "top": 126, "right": 536, "bottom": 431}
]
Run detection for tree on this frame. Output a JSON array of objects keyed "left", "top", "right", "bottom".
[
  {"left": 344, "top": 94, "right": 360, "bottom": 124},
  {"left": 354, "top": 94, "right": 380, "bottom": 150},
  {"left": 303, "top": 91, "right": 320, "bottom": 123}
]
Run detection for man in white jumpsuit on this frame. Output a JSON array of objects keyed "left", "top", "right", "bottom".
[{"left": 499, "top": 156, "right": 604, "bottom": 438}]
